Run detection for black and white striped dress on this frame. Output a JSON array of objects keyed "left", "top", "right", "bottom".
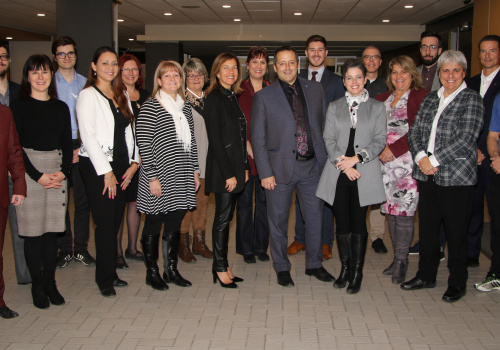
[{"left": 136, "top": 97, "right": 198, "bottom": 215}]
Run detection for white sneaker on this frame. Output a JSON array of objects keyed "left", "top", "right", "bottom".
[{"left": 475, "top": 274, "right": 500, "bottom": 292}]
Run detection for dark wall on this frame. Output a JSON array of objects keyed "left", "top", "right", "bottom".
[
  {"left": 144, "top": 42, "right": 183, "bottom": 93},
  {"left": 56, "top": 0, "right": 113, "bottom": 77}
]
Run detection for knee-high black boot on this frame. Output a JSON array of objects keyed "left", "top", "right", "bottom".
[
  {"left": 347, "top": 234, "right": 367, "bottom": 294},
  {"left": 141, "top": 235, "right": 168, "bottom": 291},
  {"left": 42, "top": 232, "right": 65, "bottom": 305},
  {"left": 333, "top": 234, "right": 351, "bottom": 289},
  {"left": 24, "top": 236, "right": 50, "bottom": 309},
  {"left": 163, "top": 231, "right": 192, "bottom": 287}
]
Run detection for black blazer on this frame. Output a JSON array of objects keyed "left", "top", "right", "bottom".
[
  {"left": 8, "top": 81, "right": 20, "bottom": 105},
  {"left": 204, "top": 87, "right": 249, "bottom": 194},
  {"left": 468, "top": 72, "right": 500, "bottom": 154}
]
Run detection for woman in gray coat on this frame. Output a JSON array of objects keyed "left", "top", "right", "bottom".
[{"left": 316, "top": 59, "right": 387, "bottom": 294}]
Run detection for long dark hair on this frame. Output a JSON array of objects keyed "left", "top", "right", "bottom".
[
  {"left": 84, "top": 46, "right": 133, "bottom": 121},
  {"left": 19, "top": 54, "right": 57, "bottom": 100}
]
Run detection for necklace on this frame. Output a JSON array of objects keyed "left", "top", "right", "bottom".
[{"left": 186, "top": 87, "right": 203, "bottom": 99}]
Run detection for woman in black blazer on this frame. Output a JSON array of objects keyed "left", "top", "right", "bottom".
[{"left": 205, "top": 52, "right": 249, "bottom": 288}]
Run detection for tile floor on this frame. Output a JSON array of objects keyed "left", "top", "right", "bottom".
[{"left": 1, "top": 194, "right": 499, "bottom": 349}]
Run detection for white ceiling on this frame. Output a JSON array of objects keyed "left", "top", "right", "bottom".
[{"left": 0, "top": 0, "right": 472, "bottom": 53}]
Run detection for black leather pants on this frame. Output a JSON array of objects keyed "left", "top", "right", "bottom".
[{"left": 212, "top": 192, "right": 237, "bottom": 272}]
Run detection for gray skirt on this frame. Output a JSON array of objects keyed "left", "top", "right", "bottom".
[{"left": 15, "top": 148, "right": 68, "bottom": 237}]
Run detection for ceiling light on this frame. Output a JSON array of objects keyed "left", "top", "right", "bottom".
[
  {"left": 117, "top": 18, "right": 124, "bottom": 22},
  {"left": 234, "top": 18, "right": 241, "bottom": 22},
  {"left": 294, "top": 12, "right": 302, "bottom": 16},
  {"left": 405, "top": 5, "right": 414, "bottom": 8},
  {"left": 37, "top": 13, "right": 45, "bottom": 17},
  {"left": 129, "top": 38, "right": 134, "bottom": 41},
  {"left": 222, "top": 5, "right": 231, "bottom": 8},
  {"left": 164, "top": 12, "right": 172, "bottom": 16},
  {"left": 382, "top": 19, "right": 390, "bottom": 23},
  {"left": 6, "top": 37, "right": 12, "bottom": 40}
]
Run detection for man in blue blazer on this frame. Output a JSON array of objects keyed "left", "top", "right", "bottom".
[
  {"left": 251, "top": 46, "right": 334, "bottom": 286},
  {"left": 467, "top": 34, "right": 500, "bottom": 268},
  {"left": 289, "top": 35, "right": 344, "bottom": 261}
]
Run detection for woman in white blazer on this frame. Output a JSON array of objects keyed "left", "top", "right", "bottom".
[
  {"left": 76, "top": 46, "right": 139, "bottom": 298},
  {"left": 316, "top": 59, "right": 387, "bottom": 294}
]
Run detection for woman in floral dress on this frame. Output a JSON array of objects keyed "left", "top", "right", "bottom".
[{"left": 375, "top": 56, "right": 428, "bottom": 284}]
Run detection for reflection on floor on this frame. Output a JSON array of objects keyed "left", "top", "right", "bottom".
[{"left": 1, "top": 193, "right": 499, "bottom": 349}]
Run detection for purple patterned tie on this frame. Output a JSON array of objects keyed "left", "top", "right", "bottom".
[{"left": 290, "top": 85, "right": 308, "bottom": 156}]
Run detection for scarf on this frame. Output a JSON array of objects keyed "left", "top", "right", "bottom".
[
  {"left": 155, "top": 90, "right": 191, "bottom": 152},
  {"left": 345, "top": 89, "right": 369, "bottom": 129}
]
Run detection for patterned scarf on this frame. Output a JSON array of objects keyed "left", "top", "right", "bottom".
[{"left": 345, "top": 89, "right": 369, "bottom": 129}]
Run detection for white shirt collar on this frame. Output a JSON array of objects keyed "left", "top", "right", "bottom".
[
  {"left": 308, "top": 65, "right": 325, "bottom": 82},
  {"left": 437, "top": 81, "right": 467, "bottom": 103}
]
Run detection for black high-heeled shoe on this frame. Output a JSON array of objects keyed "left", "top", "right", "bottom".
[
  {"left": 231, "top": 276, "right": 244, "bottom": 283},
  {"left": 212, "top": 270, "right": 238, "bottom": 289}
]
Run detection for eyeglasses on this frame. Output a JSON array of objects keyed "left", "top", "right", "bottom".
[
  {"left": 55, "top": 51, "right": 76, "bottom": 59},
  {"left": 187, "top": 73, "right": 204, "bottom": 79},
  {"left": 122, "top": 67, "right": 139, "bottom": 73},
  {"left": 0, "top": 54, "right": 10, "bottom": 61},
  {"left": 363, "top": 55, "right": 381, "bottom": 61},
  {"left": 420, "top": 45, "right": 440, "bottom": 52}
]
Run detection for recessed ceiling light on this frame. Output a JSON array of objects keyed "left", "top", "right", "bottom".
[
  {"left": 294, "top": 12, "right": 302, "bottom": 16},
  {"left": 405, "top": 5, "right": 414, "bottom": 8},
  {"left": 382, "top": 19, "right": 390, "bottom": 23},
  {"left": 6, "top": 37, "right": 12, "bottom": 40},
  {"left": 129, "top": 38, "right": 134, "bottom": 41},
  {"left": 164, "top": 12, "right": 172, "bottom": 16},
  {"left": 37, "top": 13, "right": 45, "bottom": 17},
  {"left": 222, "top": 5, "right": 231, "bottom": 8},
  {"left": 117, "top": 18, "right": 124, "bottom": 22},
  {"left": 234, "top": 18, "right": 241, "bottom": 22}
]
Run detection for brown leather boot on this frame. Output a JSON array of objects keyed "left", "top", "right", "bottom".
[
  {"left": 178, "top": 232, "right": 196, "bottom": 263},
  {"left": 192, "top": 229, "right": 213, "bottom": 258}
]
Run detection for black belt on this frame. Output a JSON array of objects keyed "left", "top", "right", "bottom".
[{"left": 296, "top": 154, "right": 314, "bottom": 161}]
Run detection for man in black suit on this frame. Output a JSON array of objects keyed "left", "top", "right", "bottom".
[
  {"left": 288, "top": 35, "right": 344, "bottom": 261},
  {"left": 252, "top": 46, "right": 334, "bottom": 287},
  {"left": 467, "top": 34, "right": 500, "bottom": 268},
  {"left": 0, "top": 41, "right": 30, "bottom": 286}
]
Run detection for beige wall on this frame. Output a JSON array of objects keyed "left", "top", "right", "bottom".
[{"left": 8, "top": 41, "right": 52, "bottom": 84}]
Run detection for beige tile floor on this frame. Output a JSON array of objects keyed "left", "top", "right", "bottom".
[{"left": 1, "top": 193, "right": 500, "bottom": 349}]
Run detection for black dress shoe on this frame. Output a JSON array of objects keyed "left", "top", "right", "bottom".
[
  {"left": 442, "top": 286, "right": 466, "bottom": 303},
  {"left": 100, "top": 287, "right": 116, "bottom": 297},
  {"left": 113, "top": 278, "right": 128, "bottom": 287},
  {"left": 277, "top": 271, "right": 294, "bottom": 287},
  {"left": 243, "top": 254, "right": 256, "bottom": 264},
  {"left": 231, "top": 276, "right": 244, "bottom": 283},
  {"left": 468, "top": 258, "right": 480, "bottom": 268},
  {"left": 257, "top": 252, "right": 270, "bottom": 261},
  {"left": 372, "top": 238, "right": 388, "bottom": 254},
  {"left": 400, "top": 276, "right": 436, "bottom": 290},
  {"left": 305, "top": 267, "right": 335, "bottom": 282},
  {"left": 0, "top": 305, "right": 19, "bottom": 319}
]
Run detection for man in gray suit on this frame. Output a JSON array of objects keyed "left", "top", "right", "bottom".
[
  {"left": 252, "top": 46, "right": 334, "bottom": 287},
  {"left": 417, "top": 31, "right": 443, "bottom": 92},
  {"left": 289, "top": 35, "right": 344, "bottom": 261}
]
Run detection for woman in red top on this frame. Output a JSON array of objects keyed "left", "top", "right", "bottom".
[{"left": 236, "top": 47, "right": 271, "bottom": 264}]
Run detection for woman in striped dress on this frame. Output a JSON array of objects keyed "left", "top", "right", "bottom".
[{"left": 136, "top": 61, "right": 200, "bottom": 291}]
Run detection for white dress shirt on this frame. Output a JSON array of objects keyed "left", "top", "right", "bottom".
[
  {"left": 480, "top": 66, "right": 500, "bottom": 97},
  {"left": 308, "top": 65, "right": 325, "bottom": 82},
  {"left": 415, "top": 81, "right": 467, "bottom": 167}
]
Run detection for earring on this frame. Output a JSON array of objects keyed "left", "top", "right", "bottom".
[{"left": 93, "top": 71, "right": 96, "bottom": 76}]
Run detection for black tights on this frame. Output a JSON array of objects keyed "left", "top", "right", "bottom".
[
  {"left": 117, "top": 201, "right": 141, "bottom": 257},
  {"left": 24, "top": 232, "right": 59, "bottom": 285}
]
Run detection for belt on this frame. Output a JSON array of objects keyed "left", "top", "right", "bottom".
[{"left": 296, "top": 154, "right": 314, "bottom": 161}]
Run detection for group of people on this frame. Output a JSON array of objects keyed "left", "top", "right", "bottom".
[{"left": 1, "top": 30, "right": 500, "bottom": 318}]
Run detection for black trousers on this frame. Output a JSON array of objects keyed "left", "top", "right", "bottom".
[
  {"left": 79, "top": 157, "right": 127, "bottom": 290},
  {"left": 212, "top": 192, "right": 237, "bottom": 272},
  {"left": 235, "top": 174, "right": 269, "bottom": 255},
  {"left": 488, "top": 169, "right": 500, "bottom": 275},
  {"left": 416, "top": 179, "right": 474, "bottom": 288},
  {"left": 332, "top": 184, "right": 368, "bottom": 236},
  {"left": 142, "top": 210, "right": 187, "bottom": 239},
  {"left": 59, "top": 160, "right": 91, "bottom": 254}
]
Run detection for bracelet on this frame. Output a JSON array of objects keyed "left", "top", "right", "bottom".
[
  {"left": 104, "top": 174, "right": 114, "bottom": 180},
  {"left": 149, "top": 177, "right": 158, "bottom": 183}
]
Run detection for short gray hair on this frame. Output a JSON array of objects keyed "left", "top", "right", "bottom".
[
  {"left": 182, "top": 57, "right": 209, "bottom": 85},
  {"left": 437, "top": 50, "right": 467, "bottom": 72}
]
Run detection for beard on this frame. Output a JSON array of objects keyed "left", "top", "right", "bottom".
[
  {"left": 0, "top": 65, "right": 7, "bottom": 78},
  {"left": 422, "top": 54, "right": 439, "bottom": 66}
]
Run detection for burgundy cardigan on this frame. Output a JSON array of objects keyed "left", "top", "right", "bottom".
[{"left": 375, "top": 88, "right": 429, "bottom": 158}]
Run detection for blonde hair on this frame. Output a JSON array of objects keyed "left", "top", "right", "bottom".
[
  {"left": 152, "top": 60, "right": 185, "bottom": 101},
  {"left": 386, "top": 55, "right": 424, "bottom": 92}
]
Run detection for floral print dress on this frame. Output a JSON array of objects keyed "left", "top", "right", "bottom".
[{"left": 381, "top": 91, "right": 419, "bottom": 216}]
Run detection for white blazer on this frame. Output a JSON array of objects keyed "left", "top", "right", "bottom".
[{"left": 76, "top": 86, "right": 139, "bottom": 175}]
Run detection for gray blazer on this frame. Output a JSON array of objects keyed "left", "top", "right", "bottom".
[
  {"left": 251, "top": 77, "right": 327, "bottom": 184},
  {"left": 417, "top": 64, "right": 441, "bottom": 92},
  {"left": 316, "top": 97, "right": 387, "bottom": 207}
]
